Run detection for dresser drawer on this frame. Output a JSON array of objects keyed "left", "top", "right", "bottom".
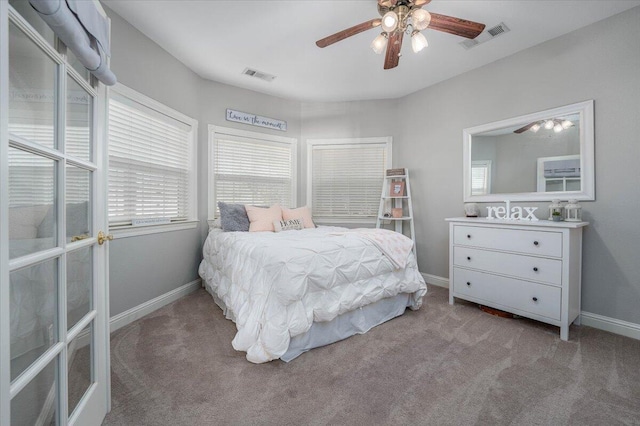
[
  {"left": 453, "top": 267, "right": 561, "bottom": 321},
  {"left": 453, "top": 247, "right": 562, "bottom": 286},
  {"left": 453, "top": 225, "right": 563, "bottom": 257}
]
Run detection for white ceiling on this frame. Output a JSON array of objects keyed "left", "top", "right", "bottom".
[{"left": 103, "top": 0, "right": 640, "bottom": 102}]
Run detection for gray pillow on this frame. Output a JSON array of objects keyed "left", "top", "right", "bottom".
[{"left": 218, "top": 202, "right": 250, "bottom": 232}]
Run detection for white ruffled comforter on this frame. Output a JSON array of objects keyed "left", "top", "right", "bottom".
[{"left": 198, "top": 226, "right": 427, "bottom": 363}]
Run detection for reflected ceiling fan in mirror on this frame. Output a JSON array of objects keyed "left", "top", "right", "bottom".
[
  {"left": 514, "top": 118, "right": 575, "bottom": 134},
  {"left": 315, "top": 0, "right": 486, "bottom": 70}
]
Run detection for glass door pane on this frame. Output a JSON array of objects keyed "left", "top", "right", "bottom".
[
  {"left": 8, "top": 21, "right": 57, "bottom": 149},
  {"left": 67, "top": 324, "right": 93, "bottom": 418},
  {"left": 65, "top": 165, "right": 91, "bottom": 244},
  {"left": 9, "top": 258, "right": 58, "bottom": 381},
  {"left": 66, "top": 247, "right": 92, "bottom": 330},
  {"left": 11, "top": 358, "right": 58, "bottom": 426},
  {"left": 66, "top": 76, "right": 92, "bottom": 162},
  {"left": 8, "top": 147, "right": 56, "bottom": 258}
]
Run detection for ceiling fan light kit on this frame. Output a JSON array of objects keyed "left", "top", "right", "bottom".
[
  {"left": 410, "top": 30, "right": 428, "bottom": 52},
  {"left": 316, "top": 0, "right": 485, "bottom": 69},
  {"left": 371, "top": 33, "right": 389, "bottom": 54},
  {"left": 514, "top": 118, "right": 575, "bottom": 134}
]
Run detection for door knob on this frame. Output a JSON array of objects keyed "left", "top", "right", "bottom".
[{"left": 97, "top": 231, "right": 114, "bottom": 245}]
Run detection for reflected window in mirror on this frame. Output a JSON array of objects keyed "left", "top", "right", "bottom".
[{"left": 471, "top": 160, "right": 491, "bottom": 196}]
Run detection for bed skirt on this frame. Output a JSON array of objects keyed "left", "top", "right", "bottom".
[{"left": 203, "top": 281, "right": 411, "bottom": 362}]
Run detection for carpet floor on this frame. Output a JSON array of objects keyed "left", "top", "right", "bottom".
[{"left": 104, "top": 286, "right": 640, "bottom": 425}]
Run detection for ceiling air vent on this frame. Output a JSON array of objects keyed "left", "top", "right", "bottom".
[
  {"left": 242, "top": 68, "right": 276, "bottom": 82},
  {"left": 459, "top": 22, "right": 510, "bottom": 50}
]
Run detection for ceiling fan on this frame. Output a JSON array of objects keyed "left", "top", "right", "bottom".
[
  {"left": 315, "top": 0, "right": 486, "bottom": 70},
  {"left": 514, "top": 118, "right": 575, "bottom": 134}
]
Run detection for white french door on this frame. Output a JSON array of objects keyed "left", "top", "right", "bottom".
[{"left": 1, "top": 2, "right": 110, "bottom": 425}]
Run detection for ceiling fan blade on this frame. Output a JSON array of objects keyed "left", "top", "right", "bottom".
[
  {"left": 413, "top": 0, "right": 432, "bottom": 6},
  {"left": 316, "top": 19, "right": 382, "bottom": 48},
  {"left": 384, "top": 31, "right": 403, "bottom": 70},
  {"left": 428, "top": 13, "right": 485, "bottom": 39},
  {"left": 514, "top": 122, "right": 537, "bottom": 134}
]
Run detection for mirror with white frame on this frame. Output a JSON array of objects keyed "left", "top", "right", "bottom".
[{"left": 463, "top": 100, "right": 594, "bottom": 202}]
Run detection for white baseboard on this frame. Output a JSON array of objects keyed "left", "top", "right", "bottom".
[
  {"left": 421, "top": 273, "right": 449, "bottom": 289},
  {"left": 110, "top": 278, "right": 202, "bottom": 333},
  {"left": 419, "top": 272, "right": 639, "bottom": 341},
  {"left": 580, "top": 311, "right": 640, "bottom": 341}
]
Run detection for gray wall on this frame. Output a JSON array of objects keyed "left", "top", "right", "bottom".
[
  {"left": 106, "top": 9, "right": 202, "bottom": 316},
  {"left": 106, "top": 5, "right": 640, "bottom": 328},
  {"left": 396, "top": 7, "right": 640, "bottom": 325}
]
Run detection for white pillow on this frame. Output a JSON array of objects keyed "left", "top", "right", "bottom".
[
  {"left": 282, "top": 206, "right": 315, "bottom": 228},
  {"left": 273, "top": 218, "right": 304, "bottom": 232}
]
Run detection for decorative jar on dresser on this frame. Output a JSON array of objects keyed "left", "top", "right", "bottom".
[{"left": 446, "top": 217, "right": 588, "bottom": 340}]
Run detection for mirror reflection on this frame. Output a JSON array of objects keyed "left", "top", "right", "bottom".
[{"left": 471, "top": 113, "right": 580, "bottom": 195}]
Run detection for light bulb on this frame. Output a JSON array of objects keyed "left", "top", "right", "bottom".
[
  {"left": 561, "top": 120, "right": 573, "bottom": 129},
  {"left": 381, "top": 11, "right": 398, "bottom": 32},
  {"left": 411, "top": 31, "right": 428, "bottom": 53},
  {"left": 544, "top": 120, "right": 555, "bottom": 130},
  {"left": 554, "top": 123, "right": 563, "bottom": 133},
  {"left": 530, "top": 123, "right": 541, "bottom": 133},
  {"left": 371, "top": 33, "right": 387, "bottom": 54},
  {"left": 411, "top": 9, "right": 432, "bottom": 31}
]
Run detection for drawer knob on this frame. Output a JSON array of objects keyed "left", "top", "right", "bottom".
[
  {"left": 533, "top": 241, "right": 539, "bottom": 246},
  {"left": 532, "top": 297, "right": 538, "bottom": 302},
  {"left": 466, "top": 282, "right": 471, "bottom": 286},
  {"left": 467, "top": 256, "right": 471, "bottom": 261},
  {"left": 533, "top": 267, "right": 539, "bottom": 272},
  {"left": 467, "top": 234, "right": 471, "bottom": 239}
]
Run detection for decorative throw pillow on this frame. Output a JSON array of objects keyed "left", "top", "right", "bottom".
[
  {"left": 282, "top": 206, "right": 315, "bottom": 228},
  {"left": 245, "top": 204, "right": 283, "bottom": 232},
  {"left": 218, "top": 202, "right": 250, "bottom": 232},
  {"left": 273, "top": 218, "right": 304, "bottom": 232}
]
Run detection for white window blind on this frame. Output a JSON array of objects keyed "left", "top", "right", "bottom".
[
  {"left": 309, "top": 140, "right": 390, "bottom": 221},
  {"left": 211, "top": 133, "right": 294, "bottom": 211},
  {"left": 8, "top": 124, "right": 90, "bottom": 207},
  {"left": 108, "top": 89, "right": 196, "bottom": 226},
  {"left": 471, "top": 160, "right": 491, "bottom": 196}
]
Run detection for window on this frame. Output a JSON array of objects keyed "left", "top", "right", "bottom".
[
  {"left": 208, "top": 126, "right": 296, "bottom": 220},
  {"left": 108, "top": 85, "right": 197, "bottom": 234},
  {"left": 307, "top": 137, "right": 392, "bottom": 223},
  {"left": 471, "top": 160, "right": 492, "bottom": 196}
]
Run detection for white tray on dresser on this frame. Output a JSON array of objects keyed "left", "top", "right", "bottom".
[{"left": 446, "top": 217, "right": 588, "bottom": 340}]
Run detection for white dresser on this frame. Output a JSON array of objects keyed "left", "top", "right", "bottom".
[{"left": 446, "top": 217, "right": 588, "bottom": 340}]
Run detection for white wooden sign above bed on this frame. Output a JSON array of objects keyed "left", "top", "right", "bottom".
[{"left": 226, "top": 109, "right": 287, "bottom": 132}]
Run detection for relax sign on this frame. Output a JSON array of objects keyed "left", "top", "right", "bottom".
[{"left": 486, "top": 201, "right": 539, "bottom": 221}]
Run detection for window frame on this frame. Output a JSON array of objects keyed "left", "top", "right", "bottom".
[
  {"left": 306, "top": 137, "right": 392, "bottom": 225},
  {"left": 107, "top": 83, "right": 198, "bottom": 238},
  {"left": 207, "top": 125, "right": 297, "bottom": 224},
  {"left": 471, "top": 160, "right": 492, "bottom": 196}
]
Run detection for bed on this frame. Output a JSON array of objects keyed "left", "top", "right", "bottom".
[{"left": 198, "top": 224, "right": 427, "bottom": 363}]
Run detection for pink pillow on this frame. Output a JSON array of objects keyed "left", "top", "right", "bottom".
[
  {"left": 282, "top": 206, "right": 315, "bottom": 228},
  {"left": 245, "top": 204, "right": 283, "bottom": 232}
]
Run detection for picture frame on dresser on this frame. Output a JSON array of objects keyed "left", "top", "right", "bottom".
[{"left": 446, "top": 217, "right": 588, "bottom": 341}]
